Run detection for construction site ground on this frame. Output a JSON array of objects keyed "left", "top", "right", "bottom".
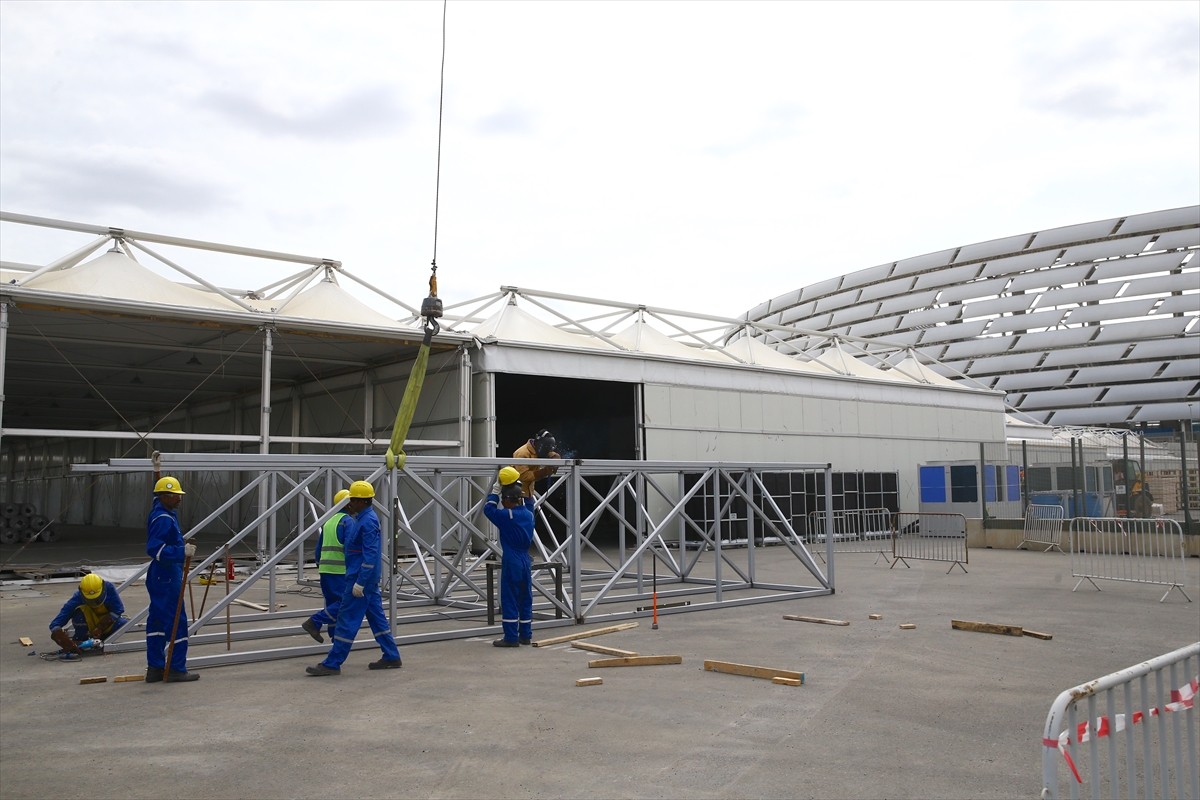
[{"left": 1, "top": 533, "right": 1198, "bottom": 800}]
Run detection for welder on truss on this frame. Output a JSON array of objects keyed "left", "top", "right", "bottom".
[
  {"left": 512, "top": 429, "right": 561, "bottom": 498},
  {"left": 48, "top": 573, "right": 129, "bottom": 656}
]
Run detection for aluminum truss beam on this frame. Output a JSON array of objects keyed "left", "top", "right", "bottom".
[{"left": 82, "top": 454, "right": 835, "bottom": 668}]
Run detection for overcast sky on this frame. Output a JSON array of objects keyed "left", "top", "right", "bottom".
[{"left": 1, "top": 0, "right": 1197, "bottom": 320}]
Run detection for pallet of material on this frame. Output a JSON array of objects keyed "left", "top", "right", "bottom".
[
  {"left": 532, "top": 622, "right": 638, "bottom": 647},
  {"left": 703, "top": 659, "right": 804, "bottom": 684}
]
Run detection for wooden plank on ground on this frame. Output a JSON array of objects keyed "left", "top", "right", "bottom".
[
  {"left": 772, "top": 676, "right": 803, "bottom": 686},
  {"left": 1023, "top": 629, "right": 1054, "bottom": 640},
  {"left": 572, "top": 641, "right": 638, "bottom": 657},
  {"left": 79, "top": 676, "right": 107, "bottom": 685},
  {"left": 231, "top": 598, "right": 269, "bottom": 611},
  {"left": 114, "top": 674, "right": 145, "bottom": 683},
  {"left": 951, "top": 619, "right": 1023, "bottom": 637},
  {"left": 782, "top": 614, "right": 849, "bottom": 626},
  {"left": 868, "top": 614, "right": 883, "bottom": 620},
  {"left": 899, "top": 623, "right": 917, "bottom": 630},
  {"left": 703, "top": 659, "right": 804, "bottom": 684},
  {"left": 588, "top": 655, "right": 682, "bottom": 668},
  {"left": 18, "top": 636, "right": 34, "bottom": 646},
  {"left": 532, "top": 622, "right": 639, "bottom": 647},
  {"left": 575, "top": 677, "right": 604, "bottom": 687}
]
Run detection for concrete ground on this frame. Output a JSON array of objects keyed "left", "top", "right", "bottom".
[{"left": 1, "top": 543, "right": 1198, "bottom": 800}]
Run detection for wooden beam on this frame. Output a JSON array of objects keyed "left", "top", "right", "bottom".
[
  {"left": 868, "top": 614, "right": 883, "bottom": 620},
  {"left": 1023, "top": 629, "right": 1054, "bottom": 641},
  {"left": 231, "top": 598, "right": 269, "bottom": 611},
  {"left": 772, "top": 676, "right": 803, "bottom": 686},
  {"left": 951, "top": 619, "right": 1023, "bottom": 637},
  {"left": 114, "top": 674, "right": 145, "bottom": 683},
  {"left": 572, "top": 641, "right": 639, "bottom": 657},
  {"left": 588, "top": 655, "right": 682, "bottom": 668},
  {"left": 782, "top": 614, "right": 849, "bottom": 626},
  {"left": 703, "top": 659, "right": 804, "bottom": 684},
  {"left": 575, "top": 677, "right": 604, "bottom": 687},
  {"left": 532, "top": 622, "right": 639, "bottom": 647},
  {"left": 899, "top": 623, "right": 917, "bottom": 630},
  {"left": 18, "top": 637, "right": 34, "bottom": 646},
  {"left": 79, "top": 676, "right": 107, "bottom": 685}
]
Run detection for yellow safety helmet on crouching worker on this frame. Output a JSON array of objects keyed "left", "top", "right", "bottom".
[
  {"left": 80, "top": 573, "right": 104, "bottom": 600},
  {"left": 348, "top": 480, "right": 375, "bottom": 499},
  {"left": 153, "top": 476, "right": 186, "bottom": 494}
]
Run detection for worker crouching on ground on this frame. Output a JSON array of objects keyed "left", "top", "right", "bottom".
[
  {"left": 145, "top": 476, "right": 199, "bottom": 683},
  {"left": 48, "top": 573, "right": 129, "bottom": 657},
  {"left": 302, "top": 488, "right": 351, "bottom": 643},
  {"left": 512, "top": 429, "right": 561, "bottom": 497},
  {"left": 484, "top": 467, "right": 535, "bottom": 647},
  {"left": 306, "top": 480, "right": 402, "bottom": 676}
]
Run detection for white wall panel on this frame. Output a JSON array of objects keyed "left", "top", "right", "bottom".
[
  {"left": 961, "top": 294, "right": 1037, "bottom": 318},
  {"left": 983, "top": 309, "right": 1066, "bottom": 335},
  {"left": 915, "top": 320, "right": 990, "bottom": 345},
  {"left": 1129, "top": 338, "right": 1200, "bottom": 359},
  {"left": 993, "top": 369, "right": 1075, "bottom": 391},
  {"left": 1148, "top": 229, "right": 1200, "bottom": 250},
  {"left": 1008, "top": 263, "right": 1094, "bottom": 292},
  {"left": 891, "top": 248, "right": 958, "bottom": 277},
  {"left": 1073, "top": 362, "right": 1163, "bottom": 383},
  {"left": 1155, "top": 295, "right": 1200, "bottom": 315},
  {"left": 1122, "top": 271, "right": 1199, "bottom": 297},
  {"left": 1061, "top": 236, "right": 1154, "bottom": 264},
  {"left": 1029, "top": 218, "right": 1119, "bottom": 248},
  {"left": 1019, "top": 387, "right": 1104, "bottom": 409},
  {"left": 1161, "top": 358, "right": 1200, "bottom": 379},
  {"left": 1092, "top": 250, "right": 1190, "bottom": 279},
  {"left": 1092, "top": 317, "right": 1191, "bottom": 343},
  {"left": 954, "top": 234, "right": 1034, "bottom": 264},
  {"left": 1064, "top": 298, "right": 1158, "bottom": 325},
  {"left": 858, "top": 275, "right": 917, "bottom": 303},
  {"left": 1132, "top": 401, "right": 1200, "bottom": 422},
  {"left": 878, "top": 289, "right": 938, "bottom": 316},
  {"left": 979, "top": 250, "right": 1057, "bottom": 278},
  {"left": 1039, "top": 343, "right": 1130, "bottom": 367},
  {"left": 1116, "top": 206, "right": 1200, "bottom": 234},
  {"left": 1104, "top": 380, "right": 1197, "bottom": 403},
  {"left": 839, "top": 262, "right": 896, "bottom": 291},
  {"left": 913, "top": 262, "right": 984, "bottom": 290},
  {"left": 1037, "top": 282, "right": 1123, "bottom": 307}
]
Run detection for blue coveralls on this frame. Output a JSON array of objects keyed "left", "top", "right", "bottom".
[
  {"left": 145, "top": 497, "right": 189, "bottom": 673},
  {"left": 308, "top": 511, "right": 350, "bottom": 633},
  {"left": 321, "top": 504, "right": 401, "bottom": 669},
  {"left": 48, "top": 581, "right": 128, "bottom": 641},
  {"left": 483, "top": 493, "right": 535, "bottom": 643}
]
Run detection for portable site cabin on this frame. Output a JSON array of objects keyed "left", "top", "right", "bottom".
[{"left": 0, "top": 215, "right": 1009, "bottom": 542}]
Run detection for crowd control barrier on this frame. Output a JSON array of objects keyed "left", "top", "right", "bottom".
[
  {"left": 890, "top": 512, "right": 967, "bottom": 573},
  {"left": 1041, "top": 641, "right": 1199, "bottom": 800},
  {"left": 1020, "top": 504, "right": 1066, "bottom": 553},
  {"left": 1067, "top": 518, "right": 1192, "bottom": 603},
  {"left": 804, "top": 508, "right": 893, "bottom": 563}
]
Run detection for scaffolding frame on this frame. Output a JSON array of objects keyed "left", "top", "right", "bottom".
[{"left": 77, "top": 454, "right": 835, "bottom": 668}]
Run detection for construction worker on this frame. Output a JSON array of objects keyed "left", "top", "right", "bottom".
[
  {"left": 306, "top": 479, "right": 402, "bottom": 676},
  {"left": 145, "top": 476, "right": 199, "bottom": 683},
  {"left": 302, "top": 488, "right": 351, "bottom": 642},
  {"left": 484, "top": 467, "right": 535, "bottom": 647},
  {"left": 512, "top": 429, "right": 561, "bottom": 497},
  {"left": 48, "top": 573, "right": 128, "bottom": 656}
]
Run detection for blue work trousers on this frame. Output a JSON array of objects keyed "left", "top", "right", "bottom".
[
  {"left": 500, "top": 555, "right": 533, "bottom": 643},
  {"left": 146, "top": 590, "right": 188, "bottom": 672},
  {"left": 309, "top": 573, "right": 346, "bottom": 631},
  {"left": 321, "top": 585, "right": 399, "bottom": 669}
]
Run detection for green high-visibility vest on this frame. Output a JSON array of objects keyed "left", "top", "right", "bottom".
[{"left": 318, "top": 513, "right": 347, "bottom": 575}]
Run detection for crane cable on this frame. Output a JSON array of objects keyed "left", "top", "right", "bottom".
[{"left": 386, "top": 0, "right": 448, "bottom": 471}]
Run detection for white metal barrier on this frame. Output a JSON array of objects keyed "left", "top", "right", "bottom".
[
  {"left": 1021, "top": 504, "right": 1066, "bottom": 553},
  {"left": 890, "top": 512, "right": 967, "bottom": 573},
  {"left": 1041, "top": 642, "right": 1199, "bottom": 800},
  {"left": 1067, "top": 518, "right": 1193, "bottom": 603},
  {"left": 804, "top": 508, "right": 893, "bottom": 563}
]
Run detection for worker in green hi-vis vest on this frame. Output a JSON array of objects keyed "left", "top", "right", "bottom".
[{"left": 302, "top": 489, "right": 351, "bottom": 643}]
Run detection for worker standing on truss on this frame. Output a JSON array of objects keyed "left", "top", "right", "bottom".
[
  {"left": 484, "top": 467, "right": 536, "bottom": 647},
  {"left": 306, "top": 480, "right": 402, "bottom": 676}
]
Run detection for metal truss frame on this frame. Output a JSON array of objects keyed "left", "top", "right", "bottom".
[{"left": 77, "top": 454, "right": 835, "bottom": 668}]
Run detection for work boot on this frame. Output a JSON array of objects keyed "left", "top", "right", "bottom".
[
  {"left": 165, "top": 671, "right": 200, "bottom": 683},
  {"left": 519, "top": 638, "right": 533, "bottom": 646},
  {"left": 368, "top": 657, "right": 402, "bottom": 670},
  {"left": 301, "top": 619, "right": 324, "bottom": 643},
  {"left": 493, "top": 638, "right": 520, "bottom": 648},
  {"left": 305, "top": 663, "right": 340, "bottom": 677},
  {"left": 145, "top": 667, "right": 164, "bottom": 683}
]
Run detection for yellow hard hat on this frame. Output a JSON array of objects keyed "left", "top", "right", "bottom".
[
  {"left": 348, "top": 480, "right": 375, "bottom": 499},
  {"left": 153, "top": 476, "right": 185, "bottom": 494},
  {"left": 334, "top": 489, "right": 351, "bottom": 504},
  {"left": 498, "top": 466, "right": 521, "bottom": 486},
  {"left": 80, "top": 573, "right": 104, "bottom": 600}
]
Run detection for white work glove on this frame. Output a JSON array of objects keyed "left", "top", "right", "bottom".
[
  {"left": 183, "top": 542, "right": 196, "bottom": 558},
  {"left": 352, "top": 583, "right": 365, "bottom": 598},
  {"left": 491, "top": 481, "right": 502, "bottom": 495}
]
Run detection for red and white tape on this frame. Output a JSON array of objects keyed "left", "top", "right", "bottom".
[{"left": 1043, "top": 675, "right": 1198, "bottom": 784}]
